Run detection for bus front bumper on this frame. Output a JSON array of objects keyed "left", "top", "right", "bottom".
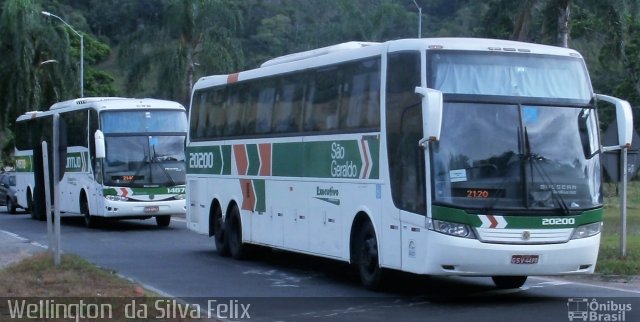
[
  {"left": 100, "top": 199, "right": 186, "bottom": 218},
  {"left": 418, "top": 231, "right": 600, "bottom": 276}
]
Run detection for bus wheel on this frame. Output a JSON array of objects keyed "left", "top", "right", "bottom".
[
  {"left": 7, "top": 198, "right": 16, "bottom": 214},
  {"left": 227, "top": 206, "right": 247, "bottom": 260},
  {"left": 155, "top": 215, "right": 171, "bottom": 227},
  {"left": 212, "top": 205, "right": 230, "bottom": 256},
  {"left": 81, "top": 198, "right": 99, "bottom": 228},
  {"left": 26, "top": 190, "right": 33, "bottom": 213},
  {"left": 356, "top": 221, "right": 383, "bottom": 290},
  {"left": 28, "top": 191, "right": 43, "bottom": 220},
  {"left": 492, "top": 276, "right": 527, "bottom": 289}
]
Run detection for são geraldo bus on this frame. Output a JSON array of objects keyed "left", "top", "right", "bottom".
[
  {"left": 15, "top": 97, "right": 188, "bottom": 228},
  {"left": 185, "top": 38, "right": 633, "bottom": 289}
]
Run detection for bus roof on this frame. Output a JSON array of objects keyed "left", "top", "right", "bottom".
[
  {"left": 192, "top": 37, "right": 584, "bottom": 92},
  {"left": 260, "top": 41, "right": 379, "bottom": 67},
  {"left": 16, "top": 97, "right": 185, "bottom": 121}
]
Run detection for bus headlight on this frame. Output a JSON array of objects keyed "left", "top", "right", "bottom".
[
  {"left": 175, "top": 194, "right": 185, "bottom": 200},
  {"left": 105, "top": 195, "right": 128, "bottom": 202},
  {"left": 429, "top": 219, "right": 476, "bottom": 239},
  {"left": 571, "top": 222, "right": 602, "bottom": 240}
]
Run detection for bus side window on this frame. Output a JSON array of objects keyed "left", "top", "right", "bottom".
[
  {"left": 206, "top": 88, "right": 226, "bottom": 139},
  {"left": 340, "top": 58, "right": 381, "bottom": 130},
  {"left": 273, "top": 77, "right": 304, "bottom": 133},
  {"left": 305, "top": 67, "right": 340, "bottom": 132},
  {"left": 255, "top": 83, "right": 275, "bottom": 134},
  {"left": 224, "top": 85, "right": 245, "bottom": 137},
  {"left": 195, "top": 91, "right": 209, "bottom": 139}
]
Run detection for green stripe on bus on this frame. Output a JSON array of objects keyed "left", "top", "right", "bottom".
[
  {"left": 186, "top": 146, "right": 229, "bottom": 175},
  {"left": 272, "top": 142, "right": 304, "bottom": 177},
  {"left": 103, "top": 186, "right": 185, "bottom": 196},
  {"left": 365, "top": 136, "right": 380, "bottom": 179},
  {"left": 254, "top": 179, "right": 266, "bottom": 213},
  {"left": 15, "top": 156, "right": 33, "bottom": 172},
  {"left": 65, "top": 151, "right": 89, "bottom": 172},
  {"left": 188, "top": 137, "right": 380, "bottom": 179},
  {"left": 246, "top": 144, "right": 260, "bottom": 176},
  {"left": 222, "top": 145, "right": 231, "bottom": 174},
  {"left": 431, "top": 205, "right": 603, "bottom": 229}
]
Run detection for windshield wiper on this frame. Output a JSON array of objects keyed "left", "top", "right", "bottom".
[
  {"left": 129, "top": 154, "right": 150, "bottom": 185},
  {"left": 523, "top": 127, "right": 571, "bottom": 215},
  {"left": 151, "top": 145, "right": 176, "bottom": 186}
]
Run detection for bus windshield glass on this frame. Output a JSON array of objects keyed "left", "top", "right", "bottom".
[
  {"left": 429, "top": 51, "right": 591, "bottom": 102},
  {"left": 430, "top": 103, "right": 601, "bottom": 213},
  {"left": 101, "top": 110, "right": 188, "bottom": 133},
  {"left": 428, "top": 51, "right": 600, "bottom": 213},
  {"left": 101, "top": 110, "right": 187, "bottom": 187}
]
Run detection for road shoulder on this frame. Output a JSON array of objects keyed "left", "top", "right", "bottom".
[{"left": 0, "top": 229, "right": 46, "bottom": 269}]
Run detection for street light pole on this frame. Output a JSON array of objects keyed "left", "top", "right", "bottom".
[
  {"left": 41, "top": 11, "right": 84, "bottom": 97},
  {"left": 412, "top": 0, "right": 422, "bottom": 38}
]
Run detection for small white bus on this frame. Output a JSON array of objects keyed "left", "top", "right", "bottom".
[{"left": 15, "top": 97, "right": 188, "bottom": 227}]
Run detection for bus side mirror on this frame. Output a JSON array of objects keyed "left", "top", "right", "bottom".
[
  {"left": 415, "top": 87, "right": 443, "bottom": 144},
  {"left": 597, "top": 94, "right": 633, "bottom": 149},
  {"left": 95, "top": 130, "right": 106, "bottom": 159}
]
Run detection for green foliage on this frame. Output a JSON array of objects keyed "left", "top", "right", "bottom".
[
  {"left": 118, "top": 0, "right": 243, "bottom": 104},
  {"left": 1, "top": 0, "right": 640, "bottom": 142}
]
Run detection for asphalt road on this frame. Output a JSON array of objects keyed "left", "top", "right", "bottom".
[{"left": 1, "top": 209, "right": 639, "bottom": 322}]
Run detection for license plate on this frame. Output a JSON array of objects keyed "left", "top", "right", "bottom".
[
  {"left": 144, "top": 206, "right": 159, "bottom": 213},
  {"left": 511, "top": 255, "right": 539, "bottom": 264}
]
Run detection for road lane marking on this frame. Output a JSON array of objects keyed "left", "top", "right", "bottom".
[{"left": 531, "top": 276, "right": 640, "bottom": 295}]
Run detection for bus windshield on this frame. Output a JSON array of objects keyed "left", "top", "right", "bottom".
[
  {"left": 101, "top": 110, "right": 188, "bottom": 133},
  {"left": 429, "top": 51, "right": 592, "bottom": 102},
  {"left": 428, "top": 51, "right": 600, "bottom": 214},
  {"left": 101, "top": 110, "right": 187, "bottom": 187},
  {"left": 431, "top": 103, "right": 601, "bottom": 213}
]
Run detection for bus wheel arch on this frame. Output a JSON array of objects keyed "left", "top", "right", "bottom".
[
  {"left": 226, "top": 202, "right": 247, "bottom": 260},
  {"left": 209, "top": 199, "right": 229, "bottom": 257},
  {"left": 350, "top": 212, "right": 384, "bottom": 290}
]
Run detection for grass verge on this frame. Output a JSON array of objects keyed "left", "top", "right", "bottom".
[
  {"left": 597, "top": 182, "right": 640, "bottom": 275},
  {"left": 0, "top": 253, "right": 204, "bottom": 321}
]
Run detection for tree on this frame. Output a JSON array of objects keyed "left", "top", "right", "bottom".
[
  {"left": 119, "top": 0, "right": 244, "bottom": 105},
  {"left": 0, "top": 0, "right": 76, "bottom": 129}
]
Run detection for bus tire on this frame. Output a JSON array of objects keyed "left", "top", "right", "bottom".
[
  {"left": 26, "top": 189, "right": 33, "bottom": 214},
  {"left": 7, "top": 198, "right": 16, "bottom": 214},
  {"left": 492, "top": 276, "right": 527, "bottom": 289},
  {"left": 155, "top": 215, "right": 171, "bottom": 227},
  {"left": 81, "top": 197, "right": 99, "bottom": 228},
  {"left": 227, "top": 205, "right": 247, "bottom": 260},
  {"left": 356, "top": 220, "right": 384, "bottom": 290},
  {"left": 212, "top": 205, "right": 230, "bottom": 257}
]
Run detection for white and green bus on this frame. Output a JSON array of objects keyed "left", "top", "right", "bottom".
[
  {"left": 15, "top": 97, "right": 188, "bottom": 227},
  {"left": 185, "top": 38, "right": 633, "bottom": 289}
]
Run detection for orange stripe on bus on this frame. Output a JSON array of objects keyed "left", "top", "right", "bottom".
[
  {"left": 258, "top": 143, "right": 272, "bottom": 176},
  {"left": 240, "top": 179, "right": 255, "bottom": 211},
  {"left": 233, "top": 144, "right": 248, "bottom": 175},
  {"left": 227, "top": 73, "right": 239, "bottom": 84}
]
